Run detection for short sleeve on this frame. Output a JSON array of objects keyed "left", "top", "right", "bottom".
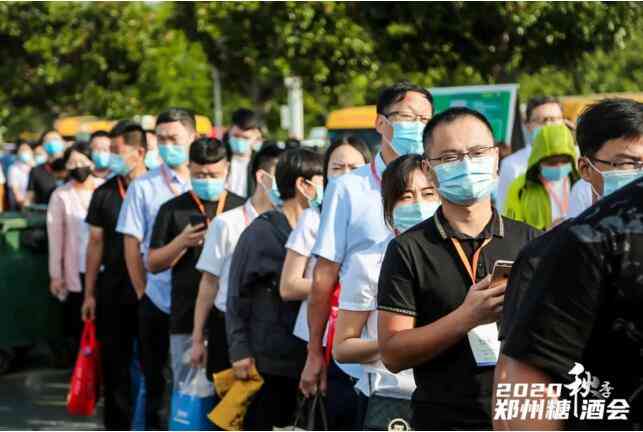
[
  {"left": 311, "top": 179, "right": 349, "bottom": 263},
  {"left": 285, "top": 208, "right": 320, "bottom": 258},
  {"left": 377, "top": 239, "right": 417, "bottom": 317},
  {"left": 85, "top": 187, "right": 105, "bottom": 228},
  {"left": 339, "top": 251, "right": 378, "bottom": 312},
  {"left": 149, "top": 201, "right": 173, "bottom": 249},
  {"left": 196, "top": 216, "right": 229, "bottom": 276},
  {"left": 116, "top": 179, "right": 145, "bottom": 241},
  {"left": 501, "top": 229, "right": 605, "bottom": 380}
]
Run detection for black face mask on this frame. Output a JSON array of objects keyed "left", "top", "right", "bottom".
[
  {"left": 69, "top": 167, "right": 92, "bottom": 183},
  {"left": 51, "top": 157, "right": 66, "bottom": 172}
]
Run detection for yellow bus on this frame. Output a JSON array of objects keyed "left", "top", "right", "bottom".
[{"left": 325, "top": 105, "right": 379, "bottom": 152}]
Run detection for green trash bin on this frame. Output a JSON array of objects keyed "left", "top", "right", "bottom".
[{"left": 0, "top": 210, "right": 65, "bottom": 374}]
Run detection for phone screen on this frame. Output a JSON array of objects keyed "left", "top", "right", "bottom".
[{"left": 491, "top": 260, "right": 513, "bottom": 285}]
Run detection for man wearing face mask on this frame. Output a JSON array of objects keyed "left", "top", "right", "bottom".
[
  {"left": 27, "top": 130, "right": 68, "bottom": 205},
  {"left": 148, "top": 137, "right": 245, "bottom": 397},
  {"left": 116, "top": 108, "right": 196, "bottom": 430},
  {"left": 8, "top": 143, "right": 35, "bottom": 210},
  {"left": 225, "top": 108, "right": 263, "bottom": 198},
  {"left": 503, "top": 124, "right": 580, "bottom": 230},
  {"left": 495, "top": 98, "right": 643, "bottom": 430},
  {"left": 89, "top": 130, "right": 112, "bottom": 179},
  {"left": 496, "top": 97, "right": 564, "bottom": 211},
  {"left": 82, "top": 121, "right": 148, "bottom": 430},
  {"left": 377, "top": 107, "right": 540, "bottom": 430},
  {"left": 301, "top": 82, "right": 433, "bottom": 400}
]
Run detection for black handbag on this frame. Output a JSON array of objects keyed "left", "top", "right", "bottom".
[{"left": 287, "top": 393, "right": 329, "bottom": 431}]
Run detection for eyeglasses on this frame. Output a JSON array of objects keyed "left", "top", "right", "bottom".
[
  {"left": 385, "top": 111, "right": 431, "bottom": 124},
  {"left": 589, "top": 156, "right": 643, "bottom": 171},
  {"left": 425, "top": 145, "right": 498, "bottom": 165}
]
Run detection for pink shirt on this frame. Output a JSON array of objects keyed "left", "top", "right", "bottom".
[{"left": 47, "top": 178, "right": 104, "bottom": 293}]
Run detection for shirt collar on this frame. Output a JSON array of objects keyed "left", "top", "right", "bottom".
[
  {"left": 161, "top": 163, "right": 189, "bottom": 186},
  {"left": 244, "top": 199, "right": 259, "bottom": 219},
  {"left": 433, "top": 206, "right": 504, "bottom": 241}
]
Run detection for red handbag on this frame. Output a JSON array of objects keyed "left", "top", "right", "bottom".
[
  {"left": 67, "top": 320, "right": 101, "bottom": 416},
  {"left": 324, "top": 283, "right": 341, "bottom": 365}
]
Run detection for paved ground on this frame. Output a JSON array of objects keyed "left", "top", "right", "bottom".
[{"left": 0, "top": 343, "right": 102, "bottom": 430}]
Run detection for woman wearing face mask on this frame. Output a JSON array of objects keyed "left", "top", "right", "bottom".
[
  {"left": 278, "top": 136, "right": 371, "bottom": 430},
  {"left": 7, "top": 143, "right": 34, "bottom": 209},
  {"left": 47, "top": 142, "right": 104, "bottom": 359},
  {"left": 503, "top": 124, "right": 580, "bottom": 230},
  {"left": 333, "top": 154, "right": 440, "bottom": 431}
]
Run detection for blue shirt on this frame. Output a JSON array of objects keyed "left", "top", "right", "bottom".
[
  {"left": 116, "top": 165, "right": 191, "bottom": 313},
  {"left": 312, "top": 153, "right": 390, "bottom": 280}
]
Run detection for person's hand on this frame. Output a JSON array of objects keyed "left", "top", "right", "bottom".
[
  {"left": 459, "top": 275, "right": 506, "bottom": 328},
  {"left": 299, "top": 349, "right": 327, "bottom": 397},
  {"left": 191, "top": 337, "right": 206, "bottom": 368},
  {"left": 81, "top": 295, "right": 96, "bottom": 321},
  {"left": 232, "top": 357, "right": 255, "bottom": 380},
  {"left": 178, "top": 223, "right": 207, "bottom": 248},
  {"left": 49, "top": 278, "right": 66, "bottom": 298}
]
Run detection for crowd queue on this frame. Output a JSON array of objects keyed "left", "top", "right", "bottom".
[{"left": 0, "top": 82, "right": 641, "bottom": 431}]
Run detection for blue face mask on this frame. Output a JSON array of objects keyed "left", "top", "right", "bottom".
[
  {"left": 144, "top": 150, "right": 162, "bottom": 170},
  {"left": 393, "top": 201, "right": 440, "bottom": 233},
  {"left": 262, "top": 173, "right": 282, "bottom": 206},
  {"left": 229, "top": 136, "right": 250, "bottom": 154},
  {"left": 159, "top": 145, "right": 188, "bottom": 168},
  {"left": 18, "top": 153, "right": 33, "bottom": 165},
  {"left": 601, "top": 168, "right": 643, "bottom": 197},
  {"left": 385, "top": 119, "right": 425, "bottom": 156},
  {"left": 109, "top": 154, "right": 131, "bottom": 176},
  {"left": 540, "top": 162, "right": 572, "bottom": 182},
  {"left": 44, "top": 140, "right": 64, "bottom": 156},
  {"left": 192, "top": 178, "right": 226, "bottom": 202},
  {"left": 433, "top": 156, "right": 498, "bottom": 205},
  {"left": 528, "top": 127, "right": 542, "bottom": 146},
  {"left": 305, "top": 181, "right": 324, "bottom": 210},
  {"left": 34, "top": 154, "right": 47, "bottom": 165},
  {"left": 92, "top": 151, "right": 111, "bottom": 169}
]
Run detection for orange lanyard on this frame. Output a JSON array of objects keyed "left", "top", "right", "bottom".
[
  {"left": 188, "top": 190, "right": 228, "bottom": 227},
  {"left": 370, "top": 158, "right": 381, "bottom": 187},
  {"left": 450, "top": 237, "right": 492, "bottom": 284},
  {"left": 116, "top": 177, "right": 127, "bottom": 200},
  {"left": 541, "top": 176, "right": 570, "bottom": 215},
  {"left": 161, "top": 165, "right": 181, "bottom": 197}
]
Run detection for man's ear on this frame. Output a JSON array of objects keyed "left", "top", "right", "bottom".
[{"left": 578, "top": 157, "right": 592, "bottom": 183}]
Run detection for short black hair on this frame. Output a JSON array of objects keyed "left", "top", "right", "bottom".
[
  {"left": 156, "top": 108, "right": 196, "bottom": 132},
  {"left": 89, "top": 130, "right": 110, "bottom": 142},
  {"left": 63, "top": 140, "right": 92, "bottom": 165},
  {"left": 525, "top": 96, "right": 561, "bottom": 122},
  {"left": 381, "top": 154, "right": 427, "bottom": 230},
  {"left": 376, "top": 81, "right": 434, "bottom": 116},
  {"left": 250, "top": 143, "right": 284, "bottom": 179},
  {"left": 323, "top": 135, "right": 371, "bottom": 189},
  {"left": 422, "top": 107, "right": 494, "bottom": 154},
  {"left": 275, "top": 148, "right": 324, "bottom": 200},
  {"left": 231, "top": 108, "right": 261, "bottom": 131},
  {"left": 110, "top": 121, "right": 147, "bottom": 151},
  {"left": 576, "top": 98, "right": 643, "bottom": 157},
  {"left": 189, "top": 137, "right": 228, "bottom": 165}
]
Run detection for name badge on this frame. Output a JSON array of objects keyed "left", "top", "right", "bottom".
[{"left": 467, "top": 322, "right": 500, "bottom": 367}]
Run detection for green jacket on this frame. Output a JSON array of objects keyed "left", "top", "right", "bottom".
[{"left": 503, "top": 124, "right": 579, "bottom": 230}]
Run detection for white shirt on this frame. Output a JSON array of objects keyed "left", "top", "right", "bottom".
[
  {"left": 311, "top": 153, "right": 390, "bottom": 280},
  {"left": 339, "top": 236, "right": 416, "bottom": 399},
  {"left": 196, "top": 199, "right": 258, "bottom": 312},
  {"left": 287, "top": 208, "right": 363, "bottom": 381},
  {"left": 497, "top": 145, "right": 531, "bottom": 212},
  {"left": 568, "top": 178, "right": 593, "bottom": 218},
  {"left": 227, "top": 156, "right": 250, "bottom": 198},
  {"left": 7, "top": 161, "right": 31, "bottom": 202}
]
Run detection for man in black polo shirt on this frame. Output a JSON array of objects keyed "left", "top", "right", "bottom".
[
  {"left": 81, "top": 120, "right": 147, "bottom": 430},
  {"left": 377, "top": 107, "right": 540, "bottom": 430},
  {"left": 148, "top": 137, "right": 245, "bottom": 393},
  {"left": 27, "top": 130, "right": 67, "bottom": 204},
  {"left": 495, "top": 98, "right": 643, "bottom": 430}
]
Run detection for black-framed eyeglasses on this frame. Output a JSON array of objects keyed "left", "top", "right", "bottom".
[
  {"left": 589, "top": 156, "right": 643, "bottom": 171},
  {"left": 385, "top": 111, "right": 431, "bottom": 124},
  {"left": 425, "top": 145, "right": 498, "bottom": 165}
]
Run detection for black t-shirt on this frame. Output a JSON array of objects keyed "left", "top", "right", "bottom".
[
  {"left": 27, "top": 163, "right": 59, "bottom": 204},
  {"left": 85, "top": 176, "right": 135, "bottom": 305},
  {"left": 502, "top": 178, "right": 643, "bottom": 430},
  {"left": 150, "top": 190, "right": 244, "bottom": 334},
  {"left": 377, "top": 207, "right": 540, "bottom": 428}
]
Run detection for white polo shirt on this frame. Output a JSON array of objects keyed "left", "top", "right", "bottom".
[
  {"left": 196, "top": 199, "right": 258, "bottom": 312},
  {"left": 568, "top": 178, "right": 593, "bottom": 218},
  {"left": 227, "top": 156, "right": 250, "bottom": 198},
  {"left": 340, "top": 235, "right": 416, "bottom": 399}
]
